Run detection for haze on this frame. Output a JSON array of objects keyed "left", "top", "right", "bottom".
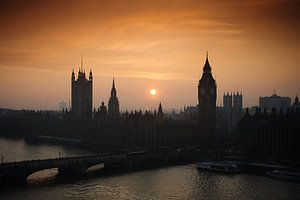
[{"left": 0, "top": 0, "right": 299, "bottom": 110}]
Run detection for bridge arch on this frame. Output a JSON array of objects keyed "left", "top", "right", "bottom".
[
  {"left": 86, "top": 163, "right": 105, "bottom": 172},
  {"left": 26, "top": 167, "right": 58, "bottom": 184}
]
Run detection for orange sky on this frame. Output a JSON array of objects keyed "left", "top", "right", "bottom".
[{"left": 0, "top": 0, "right": 299, "bottom": 110}]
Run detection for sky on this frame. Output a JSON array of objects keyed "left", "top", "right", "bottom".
[{"left": 0, "top": 0, "right": 299, "bottom": 111}]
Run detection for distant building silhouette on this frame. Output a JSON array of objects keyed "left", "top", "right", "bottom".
[
  {"left": 292, "top": 95, "right": 300, "bottom": 111},
  {"left": 108, "top": 78, "right": 120, "bottom": 119},
  {"left": 99, "top": 101, "right": 108, "bottom": 115},
  {"left": 71, "top": 57, "right": 93, "bottom": 119},
  {"left": 58, "top": 100, "right": 67, "bottom": 111},
  {"left": 222, "top": 92, "right": 244, "bottom": 132},
  {"left": 198, "top": 53, "right": 217, "bottom": 146},
  {"left": 94, "top": 101, "right": 108, "bottom": 122},
  {"left": 259, "top": 92, "right": 291, "bottom": 113}
]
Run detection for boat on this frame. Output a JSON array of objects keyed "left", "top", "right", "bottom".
[
  {"left": 266, "top": 170, "right": 300, "bottom": 182},
  {"left": 197, "top": 161, "right": 241, "bottom": 173}
]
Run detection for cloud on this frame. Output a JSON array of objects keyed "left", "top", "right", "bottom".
[{"left": 101, "top": 70, "right": 184, "bottom": 81}]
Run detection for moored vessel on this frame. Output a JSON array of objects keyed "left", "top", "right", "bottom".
[
  {"left": 197, "top": 161, "right": 241, "bottom": 173},
  {"left": 266, "top": 170, "right": 300, "bottom": 182}
]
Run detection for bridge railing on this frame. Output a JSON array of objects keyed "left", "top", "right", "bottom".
[
  {"left": 0, "top": 149, "right": 191, "bottom": 169},
  {"left": 0, "top": 153, "right": 128, "bottom": 168}
]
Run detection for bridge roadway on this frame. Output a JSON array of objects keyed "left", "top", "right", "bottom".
[{"left": 0, "top": 153, "right": 129, "bottom": 184}]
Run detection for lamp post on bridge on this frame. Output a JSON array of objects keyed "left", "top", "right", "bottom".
[{"left": 1, "top": 155, "right": 4, "bottom": 164}]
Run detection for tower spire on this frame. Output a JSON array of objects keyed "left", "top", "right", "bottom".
[
  {"left": 108, "top": 77, "right": 120, "bottom": 118},
  {"left": 111, "top": 78, "right": 116, "bottom": 98},
  {"left": 203, "top": 52, "right": 211, "bottom": 73},
  {"left": 157, "top": 102, "right": 163, "bottom": 120},
  {"left": 158, "top": 102, "right": 162, "bottom": 112}
]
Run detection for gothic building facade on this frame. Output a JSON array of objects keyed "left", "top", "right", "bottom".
[
  {"left": 259, "top": 93, "right": 291, "bottom": 113},
  {"left": 237, "top": 107, "right": 300, "bottom": 160},
  {"left": 198, "top": 53, "right": 217, "bottom": 146},
  {"left": 71, "top": 61, "right": 93, "bottom": 119},
  {"left": 14, "top": 54, "right": 298, "bottom": 161},
  {"left": 222, "top": 92, "right": 244, "bottom": 132},
  {"left": 32, "top": 54, "right": 219, "bottom": 151}
]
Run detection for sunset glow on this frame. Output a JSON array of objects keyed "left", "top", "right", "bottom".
[
  {"left": 0, "top": 0, "right": 299, "bottom": 110},
  {"left": 0, "top": 1, "right": 299, "bottom": 197}
]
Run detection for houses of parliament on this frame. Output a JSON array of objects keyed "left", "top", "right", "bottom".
[
  {"left": 12, "top": 54, "right": 298, "bottom": 160},
  {"left": 30, "top": 55, "right": 216, "bottom": 151},
  {"left": 71, "top": 60, "right": 120, "bottom": 120}
]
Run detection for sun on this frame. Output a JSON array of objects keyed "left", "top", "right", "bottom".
[{"left": 150, "top": 89, "right": 157, "bottom": 95}]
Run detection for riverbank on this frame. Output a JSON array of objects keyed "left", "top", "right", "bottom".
[{"left": 26, "top": 135, "right": 127, "bottom": 154}]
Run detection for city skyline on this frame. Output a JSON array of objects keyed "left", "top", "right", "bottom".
[{"left": 0, "top": 0, "right": 300, "bottom": 110}]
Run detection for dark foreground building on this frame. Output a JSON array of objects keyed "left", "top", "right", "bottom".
[{"left": 236, "top": 107, "right": 300, "bottom": 160}]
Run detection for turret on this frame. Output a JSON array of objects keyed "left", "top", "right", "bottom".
[
  {"left": 99, "top": 101, "right": 107, "bottom": 115},
  {"left": 295, "top": 95, "right": 299, "bottom": 104},
  {"left": 89, "top": 69, "right": 93, "bottom": 81},
  {"left": 83, "top": 69, "right": 86, "bottom": 79},
  {"left": 157, "top": 102, "right": 163, "bottom": 119},
  {"left": 71, "top": 69, "right": 75, "bottom": 82},
  {"left": 111, "top": 78, "right": 116, "bottom": 98}
]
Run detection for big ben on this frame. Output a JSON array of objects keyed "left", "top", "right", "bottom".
[{"left": 198, "top": 53, "right": 217, "bottom": 146}]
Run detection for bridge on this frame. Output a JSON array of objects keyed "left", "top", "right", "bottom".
[
  {"left": 0, "top": 148, "right": 199, "bottom": 185},
  {"left": 0, "top": 153, "right": 129, "bottom": 184}
]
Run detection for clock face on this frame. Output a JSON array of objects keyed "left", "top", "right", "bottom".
[{"left": 210, "top": 88, "right": 215, "bottom": 95}]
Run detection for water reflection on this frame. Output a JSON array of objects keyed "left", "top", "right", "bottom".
[
  {"left": 0, "top": 137, "right": 102, "bottom": 162},
  {"left": 0, "top": 137, "right": 300, "bottom": 200}
]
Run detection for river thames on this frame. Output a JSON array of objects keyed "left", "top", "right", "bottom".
[{"left": 0, "top": 137, "right": 299, "bottom": 200}]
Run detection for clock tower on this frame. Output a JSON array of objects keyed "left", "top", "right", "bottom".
[{"left": 198, "top": 53, "right": 217, "bottom": 146}]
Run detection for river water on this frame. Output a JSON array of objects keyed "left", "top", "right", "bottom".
[{"left": 0, "top": 137, "right": 299, "bottom": 200}]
